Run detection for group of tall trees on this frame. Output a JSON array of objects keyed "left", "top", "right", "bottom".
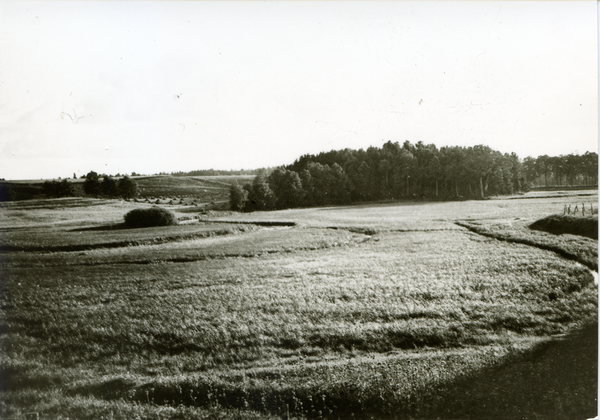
[
  {"left": 42, "top": 179, "right": 75, "bottom": 198},
  {"left": 522, "top": 152, "right": 598, "bottom": 188},
  {"left": 231, "top": 141, "right": 538, "bottom": 212},
  {"left": 83, "top": 171, "right": 140, "bottom": 199},
  {"left": 39, "top": 172, "right": 140, "bottom": 199}
]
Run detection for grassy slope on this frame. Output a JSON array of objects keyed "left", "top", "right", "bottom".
[
  {"left": 135, "top": 175, "right": 253, "bottom": 200},
  {"left": 0, "top": 191, "right": 597, "bottom": 420},
  {"left": 1, "top": 174, "right": 254, "bottom": 207}
]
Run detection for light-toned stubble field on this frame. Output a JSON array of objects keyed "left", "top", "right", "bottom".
[{"left": 0, "top": 191, "right": 597, "bottom": 420}]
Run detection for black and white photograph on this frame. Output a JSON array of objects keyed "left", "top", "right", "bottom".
[{"left": 0, "top": 1, "right": 598, "bottom": 419}]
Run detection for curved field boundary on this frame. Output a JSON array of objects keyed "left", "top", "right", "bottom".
[
  {"left": 18, "top": 232, "right": 373, "bottom": 267},
  {"left": 0, "top": 226, "right": 259, "bottom": 253},
  {"left": 455, "top": 221, "right": 598, "bottom": 271},
  {"left": 202, "top": 220, "right": 297, "bottom": 227},
  {"left": 77, "top": 241, "right": 368, "bottom": 266},
  {"left": 0, "top": 197, "right": 114, "bottom": 210}
]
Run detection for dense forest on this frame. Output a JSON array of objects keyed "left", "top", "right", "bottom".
[
  {"left": 233, "top": 141, "right": 598, "bottom": 212},
  {"left": 522, "top": 152, "right": 598, "bottom": 188}
]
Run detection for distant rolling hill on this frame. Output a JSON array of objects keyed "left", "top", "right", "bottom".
[
  {"left": 134, "top": 175, "right": 254, "bottom": 202},
  {"left": 1, "top": 175, "right": 256, "bottom": 207}
]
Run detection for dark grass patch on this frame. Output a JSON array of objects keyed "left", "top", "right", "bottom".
[
  {"left": 208, "top": 220, "right": 297, "bottom": 227},
  {"left": 428, "top": 323, "right": 598, "bottom": 420},
  {"left": 69, "top": 223, "right": 130, "bottom": 232},
  {"left": 0, "top": 365, "right": 64, "bottom": 391},
  {"left": 305, "top": 326, "right": 475, "bottom": 353},
  {"left": 529, "top": 214, "right": 598, "bottom": 239},
  {"left": 0, "top": 197, "right": 114, "bottom": 209},
  {"left": 327, "top": 226, "right": 379, "bottom": 235},
  {"left": 64, "top": 324, "right": 598, "bottom": 419}
]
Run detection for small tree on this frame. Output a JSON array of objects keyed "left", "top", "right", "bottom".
[
  {"left": 83, "top": 171, "right": 101, "bottom": 197},
  {"left": 248, "top": 170, "right": 275, "bottom": 211},
  {"left": 268, "top": 168, "right": 303, "bottom": 209},
  {"left": 117, "top": 175, "right": 140, "bottom": 199},
  {"left": 101, "top": 176, "right": 117, "bottom": 198},
  {"left": 229, "top": 183, "right": 248, "bottom": 211}
]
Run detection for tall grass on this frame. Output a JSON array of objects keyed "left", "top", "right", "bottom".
[
  {"left": 0, "top": 192, "right": 597, "bottom": 419},
  {"left": 1, "top": 230, "right": 596, "bottom": 418}
]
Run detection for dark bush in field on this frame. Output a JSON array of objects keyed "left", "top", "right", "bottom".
[
  {"left": 124, "top": 206, "right": 178, "bottom": 228},
  {"left": 529, "top": 214, "right": 598, "bottom": 239}
]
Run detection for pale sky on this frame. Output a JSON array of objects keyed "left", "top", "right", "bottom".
[{"left": 0, "top": 1, "right": 597, "bottom": 180}]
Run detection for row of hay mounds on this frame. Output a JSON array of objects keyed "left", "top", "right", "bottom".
[{"left": 131, "top": 196, "right": 220, "bottom": 205}]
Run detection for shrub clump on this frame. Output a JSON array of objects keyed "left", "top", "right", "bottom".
[
  {"left": 124, "top": 206, "right": 178, "bottom": 228},
  {"left": 529, "top": 214, "right": 598, "bottom": 239}
]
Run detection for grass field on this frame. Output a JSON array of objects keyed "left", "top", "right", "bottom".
[{"left": 0, "top": 190, "right": 597, "bottom": 419}]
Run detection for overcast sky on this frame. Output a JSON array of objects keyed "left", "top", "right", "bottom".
[{"left": 0, "top": 1, "right": 597, "bottom": 180}]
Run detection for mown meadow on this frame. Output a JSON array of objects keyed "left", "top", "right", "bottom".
[{"left": 0, "top": 191, "right": 597, "bottom": 419}]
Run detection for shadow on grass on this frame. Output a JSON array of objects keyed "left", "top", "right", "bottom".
[
  {"left": 529, "top": 214, "right": 598, "bottom": 240},
  {"left": 65, "top": 324, "right": 597, "bottom": 420},
  {"left": 69, "top": 223, "right": 130, "bottom": 232},
  {"left": 423, "top": 322, "right": 598, "bottom": 420}
]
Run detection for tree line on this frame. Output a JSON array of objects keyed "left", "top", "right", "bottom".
[
  {"left": 39, "top": 172, "right": 141, "bottom": 199},
  {"left": 169, "top": 168, "right": 269, "bottom": 177},
  {"left": 82, "top": 171, "right": 140, "bottom": 199},
  {"left": 231, "top": 141, "right": 597, "bottom": 212},
  {"left": 522, "top": 152, "right": 598, "bottom": 188}
]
